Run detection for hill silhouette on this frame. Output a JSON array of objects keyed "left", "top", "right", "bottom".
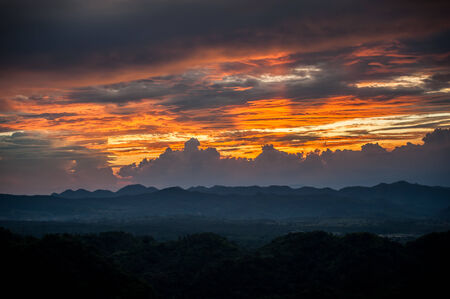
[
  {"left": 1, "top": 181, "right": 448, "bottom": 221},
  {"left": 52, "top": 184, "right": 158, "bottom": 199}
]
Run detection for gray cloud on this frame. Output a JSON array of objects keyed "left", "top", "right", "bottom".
[
  {"left": 424, "top": 73, "right": 450, "bottom": 90},
  {"left": 119, "top": 129, "right": 450, "bottom": 188},
  {"left": 63, "top": 52, "right": 447, "bottom": 111},
  {"left": 1, "top": 129, "right": 448, "bottom": 194},
  {"left": 0, "top": 132, "right": 117, "bottom": 194},
  {"left": 5, "top": 1, "right": 445, "bottom": 112},
  {"left": 19, "top": 112, "right": 78, "bottom": 120},
  {"left": 1, "top": 0, "right": 448, "bottom": 77}
]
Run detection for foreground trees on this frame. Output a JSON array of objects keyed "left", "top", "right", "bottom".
[{"left": 1, "top": 228, "right": 449, "bottom": 298}]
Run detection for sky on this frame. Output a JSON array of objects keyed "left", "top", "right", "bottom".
[{"left": 0, "top": 0, "right": 449, "bottom": 194}]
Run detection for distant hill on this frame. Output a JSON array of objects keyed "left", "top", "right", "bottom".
[
  {"left": 52, "top": 184, "right": 158, "bottom": 199},
  {"left": 54, "top": 189, "right": 115, "bottom": 199},
  {"left": 116, "top": 184, "right": 158, "bottom": 196},
  {"left": 188, "top": 185, "right": 337, "bottom": 196},
  {"left": 1, "top": 181, "right": 450, "bottom": 221}
]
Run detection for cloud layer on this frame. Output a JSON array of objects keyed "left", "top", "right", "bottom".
[
  {"left": 119, "top": 128, "right": 450, "bottom": 189},
  {"left": 0, "top": 0, "right": 449, "bottom": 194},
  {"left": 0, "top": 129, "right": 448, "bottom": 194},
  {"left": 0, "top": 132, "right": 116, "bottom": 194},
  {"left": 1, "top": 0, "right": 449, "bottom": 88}
]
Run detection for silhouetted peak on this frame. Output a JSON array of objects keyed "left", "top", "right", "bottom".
[
  {"left": 116, "top": 184, "right": 157, "bottom": 196},
  {"left": 372, "top": 181, "right": 419, "bottom": 191},
  {"left": 375, "top": 181, "right": 410, "bottom": 186},
  {"left": 391, "top": 180, "right": 415, "bottom": 186},
  {"left": 266, "top": 185, "right": 293, "bottom": 191}
]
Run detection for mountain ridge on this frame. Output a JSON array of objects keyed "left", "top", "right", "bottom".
[
  {"left": 1, "top": 181, "right": 448, "bottom": 221},
  {"left": 51, "top": 181, "right": 450, "bottom": 199}
]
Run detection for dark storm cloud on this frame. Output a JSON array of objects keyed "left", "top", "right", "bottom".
[
  {"left": 67, "top": 68, "right": 278, "bottom": 108},
  {"left": 68, "top": 79, "right": 174, "bottom": 103},
  {"left": 119, "top": 129, "right": 450, "bottom": 188},
  {"left": 0, "top": 131, "right": 117, "bottom": 194},
  {"left": 400, "top": 30, "right": 450, "bottom": 56},
  {"left": 424, "top": 73, "right": 450, "bottom": 90},
  {"left": 63, "top": 51, "right": 446, "bottom": 111},
  {"left": 1, "top": 0, "right": 449, "bottom": 74}
]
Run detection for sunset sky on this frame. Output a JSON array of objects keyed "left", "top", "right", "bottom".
[{"left": 0, "top": 0, "right": 449, "bottom": 194}]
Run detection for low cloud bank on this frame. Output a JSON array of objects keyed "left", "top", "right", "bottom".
[
  {"left": 1, "top": 129, "right": 448, "bottom": 194},
  {"left": 120, "top": 128, "right": 450, "bottom": 188},
  {"left": 0, "top": 132, "right": 117, "bottom": 194}
]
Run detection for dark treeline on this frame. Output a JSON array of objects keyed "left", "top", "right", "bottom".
[
  {"left": 2, "top": 217, "right": 449, "bottom": 249},
  {"left": 1, "top": 228, "right": 449, "bottom": 298}
]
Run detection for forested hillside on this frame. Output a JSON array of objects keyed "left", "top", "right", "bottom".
[{"left": 2, "top": 228, "right": 449, "bottom": 298}]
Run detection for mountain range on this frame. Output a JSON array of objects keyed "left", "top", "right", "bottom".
[
  {"left": 52, "top": 184, "right": 158, "bottom": 199},
  {"left": 1, "top": 181, "right": 449, "bottom": 222}
]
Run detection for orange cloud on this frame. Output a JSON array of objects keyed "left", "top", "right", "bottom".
[{"left": 2, "top": 47, "right": 449, "bottom": 168}]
